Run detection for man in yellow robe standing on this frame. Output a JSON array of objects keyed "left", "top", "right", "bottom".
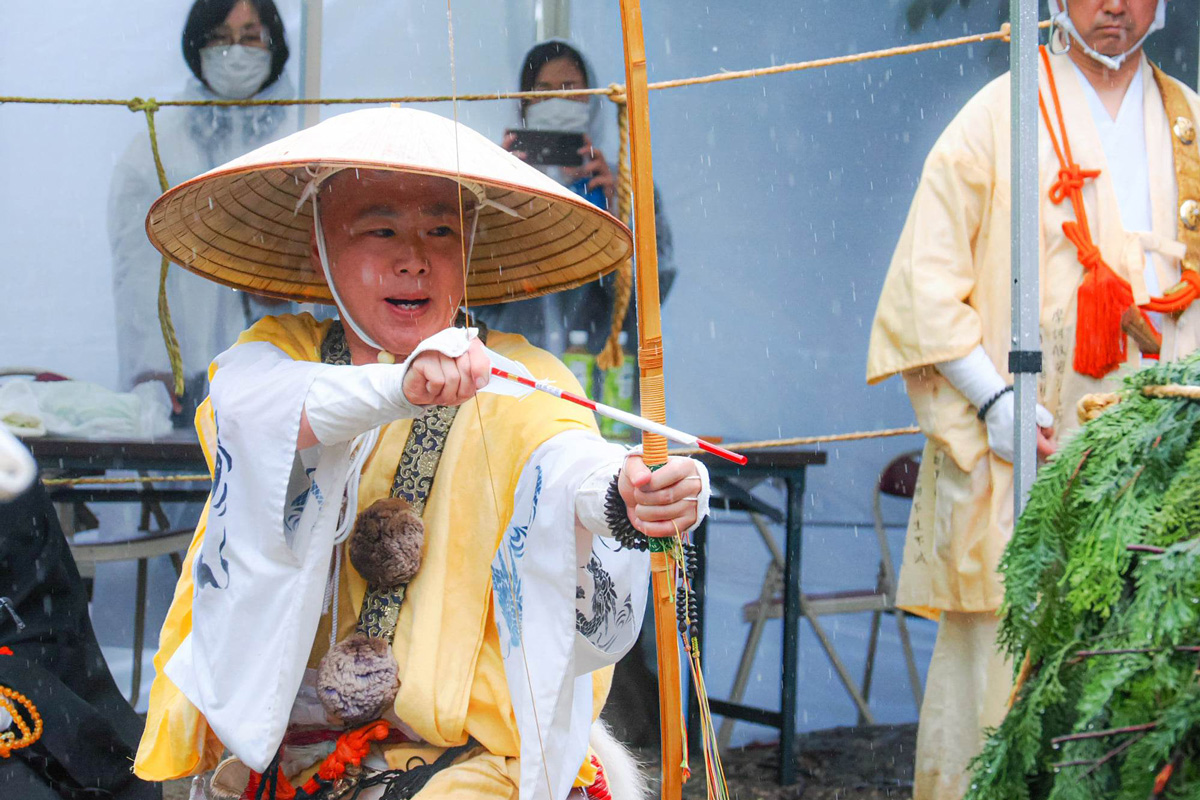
[
  {"left": 867, "top": 0, "right": 1200, "bottom": 797},
  {"left": 130, "top": 107, "right": 710, "bottom": 800}
]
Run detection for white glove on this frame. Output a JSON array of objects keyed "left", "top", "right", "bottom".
[
  {"left": 935, "top": 346, "right": 1053, "bottom": 463},
  {"left": 304, "top": 327, "right": 478, "bottom": 446},
  {"left": 0, "top": 426, "right": 36, "bottom": 501},
  {"left": 977, "top": 392, "right": 1054, "bottom": 463}
]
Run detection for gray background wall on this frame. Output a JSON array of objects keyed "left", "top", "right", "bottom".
[{"left": 2, "top": 0, "right": 1197, "bottom": 744}]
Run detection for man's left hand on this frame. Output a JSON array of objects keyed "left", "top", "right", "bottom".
[{"left": 618, "top": 455, "right": 703, "bottom": 538}]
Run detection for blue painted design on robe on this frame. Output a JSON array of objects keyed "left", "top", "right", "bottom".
[
  {"left": 285, "top": 467, "right": 321, "bottom": 534},
  {"left": 195, "top": 529, "right": 229, "bottom": 591},
  {"left": 493, "top": 466, "right": 542, "bottom": 654}
]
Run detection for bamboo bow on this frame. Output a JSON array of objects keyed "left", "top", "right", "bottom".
[{"left": 616, "top": 3, "right": 687, "bottom": 797}]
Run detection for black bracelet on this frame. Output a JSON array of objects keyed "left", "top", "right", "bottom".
[
  {"left": 976, "top": 385, "right": 1014, "bottom": 421},
  {"left": 604, "top": 475, "right": 647, "bottom": 551}
]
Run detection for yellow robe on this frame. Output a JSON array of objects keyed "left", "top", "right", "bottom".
[
  {"left": 867, "top": 53, "right": 1200, "bottom": 800},
  {"left": 135, "top": 314, "right": 610, "bottom": 794},
  {"left": 867, "top": 52, "right": 1200, "bottom": 618}
]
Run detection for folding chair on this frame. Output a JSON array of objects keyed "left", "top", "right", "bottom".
[{"left": 717, "top": 450, "right": 924, "bottom": 748}]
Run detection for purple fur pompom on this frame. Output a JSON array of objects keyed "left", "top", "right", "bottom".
[
  {"left": 349, "top": 497, "right": 425, "bottom": 587},
  {"left": 316, "top": 633, "right": 399, "bottom": 726}
]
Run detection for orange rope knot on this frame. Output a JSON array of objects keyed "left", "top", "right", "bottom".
[
  {"left": 1145, "top": 268, "right": 1200, "bottom": 313},
  {"left": 310, "top": 720, "right": 390, "bottom": 787},
  {"left": 243, "top": 768, "right": 297, "bottom": 800},
  {"left": 1048, "top": 164, "right": 1100, "bottom": 205},
  {"left": 1061, "top": 222, "right": 1106, "bottom": 273},
  {"left": 243, "top": 720, "right": 390, "bottom": 799},
  {"left": 0, "top": 686, "right": 44, "bottom": 758}
]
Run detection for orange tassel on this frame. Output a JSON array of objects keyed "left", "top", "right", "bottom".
[
  {"left": 1153, "top": 761, "right": 1174, "bottom": 794},
  {"left": 1067, "top": 219, "right": 1133, "bottom": 378},
  {"left": 1073, "top": 255, "right": 1133, "bottom": 378}
]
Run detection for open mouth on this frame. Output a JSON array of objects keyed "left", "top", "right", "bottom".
[{"left": 385, "top": 297, "right": 431, "bottom": 312}]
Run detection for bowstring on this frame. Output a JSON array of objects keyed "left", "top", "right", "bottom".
[{"left": 442, "top": 3, "right": 555, "bottom": 797}]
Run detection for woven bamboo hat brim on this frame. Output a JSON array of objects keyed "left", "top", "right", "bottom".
[{"left": 145, "top": 107, "right": 632, "bottom": 306}]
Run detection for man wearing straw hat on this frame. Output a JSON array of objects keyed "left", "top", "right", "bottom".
[
  {"left": 867, "top": 1, "right": 1200, "bottom": 798},
  {"left": 132, "top": 106, "right": 708, "bottom": 800}
]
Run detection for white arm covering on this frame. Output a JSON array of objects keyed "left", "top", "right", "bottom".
[
  {"left": 303, "top": 327, "right": 484, "bottom": 445},
  {"left": 936, "top": 345, "right": 1052, "bottom": 463},
  {"left": 303, "top": 363, "right": 420, "bottom": 446}
]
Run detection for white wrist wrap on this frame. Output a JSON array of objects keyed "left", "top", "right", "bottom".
[{"left": 304, "top": 327, "right": 479, "bottom": 445}]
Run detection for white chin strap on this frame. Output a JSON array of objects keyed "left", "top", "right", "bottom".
[
  {"left": 1049, "top": 0, "right": 1166, "bottom": 70},
  {"left": 298, "top": 166, "right": 507, "bottom": 360}
]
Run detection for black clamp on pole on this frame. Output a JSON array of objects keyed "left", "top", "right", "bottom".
[{"left": 1008, "top": 350, "right": 1042, "bottom": 374}]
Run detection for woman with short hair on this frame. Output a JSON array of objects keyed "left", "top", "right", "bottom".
[{"left": 109, "top": 0, "right": 298, "bottom": 422}]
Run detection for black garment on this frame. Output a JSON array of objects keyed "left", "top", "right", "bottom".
[{"left": 0, "top": 482, "right": 160, "bottom": 800}]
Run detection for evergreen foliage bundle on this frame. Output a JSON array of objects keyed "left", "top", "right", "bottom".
[{"left": 965, "top": 356, "right": 1200, "bottom": 799}]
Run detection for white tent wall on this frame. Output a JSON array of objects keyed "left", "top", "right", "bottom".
[
  {"left": 570, "top": 0, "right": 1006, "bottom": 741},
  {"left": 2, "top": 0, "right": 1012, "bottom": 741},
  {"left": 1, "top": 1, "right": 302, "bottom": 384}
]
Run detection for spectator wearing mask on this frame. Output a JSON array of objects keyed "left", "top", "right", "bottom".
[
  {"left": 473, "top": 40, "right": 675, "bottom": 362},
  {"left": 109, "top": 0, "right": 298, "bottom": 423}
]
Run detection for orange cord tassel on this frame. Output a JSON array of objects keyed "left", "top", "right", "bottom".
[
  {"left": 1153, "top": 761, "right": 1174, "bottom": 794},
  {"left": 1072, "top": 238, "right": 1134, "bottom": 378},
  {"left": 243, "top": 720, "right": 390, "bottom": 800}
]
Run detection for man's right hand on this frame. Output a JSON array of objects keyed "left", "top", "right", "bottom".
[
  {"left": 402, "top": 337, "right": 491, "bottom": 407},
  {"left": 984, "top": 392, "right": 1056, "bottom": 463},
  {"left": 501, "top": 131, "right": 528, "bottom": 162}
]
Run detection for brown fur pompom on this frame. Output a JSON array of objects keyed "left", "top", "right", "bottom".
[
  {"left": 316, "top": 632, "right": 399, "bottom": 726},
  {"left": 349, "top": 497, "right": 424, "bottom": 587}
]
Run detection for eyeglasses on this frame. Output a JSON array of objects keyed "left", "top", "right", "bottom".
[{"left": 203, "top": 27, "right": 270, "bottom": 49}]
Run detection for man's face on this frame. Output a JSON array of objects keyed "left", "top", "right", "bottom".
[
  {"left": 314, "top": 170, "right": 470, "bottom": 357},
  {"left": 1066, "top": 0, "right": 1160, "bottom": 57}
]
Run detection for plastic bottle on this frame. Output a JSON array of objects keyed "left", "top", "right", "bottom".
[
  {"left": 562, "top": 330, "right": 595, "bottom": 398},
  {"left": 600, "top": 332, "right": 635, "bottom": 441}
]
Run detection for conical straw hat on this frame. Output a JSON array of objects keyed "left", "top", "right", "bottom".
[{"left": 145, "top": 106, "right": 633, "bottom": 306}]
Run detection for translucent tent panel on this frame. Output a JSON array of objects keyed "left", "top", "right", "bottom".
[
  {"left": 2, "top": 2, "right": 297, "bottom": 387},
  {"left": 572, "top": 0, "right": 1008, "bottom": 740},
  {"left": 2, "top": 0, "right": 1196, "bottom": 742}
]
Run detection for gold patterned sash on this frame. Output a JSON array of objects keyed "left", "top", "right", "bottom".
[{"left": 320, "top": 321, "right": 482, "bottom": 642}]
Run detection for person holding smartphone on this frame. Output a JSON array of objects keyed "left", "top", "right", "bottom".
[{"left": 476, "top": 40, "right": 675, "bottom": 360}]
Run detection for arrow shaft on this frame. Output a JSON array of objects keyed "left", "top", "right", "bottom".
[{"left": 489, "top": 367, "right": 746, "bottom": 465}]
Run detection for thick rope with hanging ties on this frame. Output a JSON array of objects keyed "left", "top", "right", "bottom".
[
  {"left": 127, "top": 97, "right": 185, "bottom": 400},
  {"left": 1, "top": 19, "right": 1047, "bottom": 399},
  {"left": 0, "top": 20, "right": 1049, "bottom": 112},
  {"left": 597, "top": 90, "right": 635, "bottom": 371}
]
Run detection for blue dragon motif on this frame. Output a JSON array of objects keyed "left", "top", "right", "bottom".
[
  {"left": 285, "top": 468, "right": 322, "bottom": 534},
  {"left": 492, "top": 466, "right": 542, "bottom": 653},
  {"left": 195, "top": 529, "right": 229, "bottom": 591},
  {"left": 196, "top": 413, "right": 234, "bottom": 592},
  {"left": 209, "top": 413, "right": 233, "bottom": 518}
]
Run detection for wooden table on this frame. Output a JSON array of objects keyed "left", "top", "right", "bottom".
[
  {"left": 689, "top": 449, "right": 827, "bottom": 785},
  {"left": 27, "top": 432, "right": 210, "bottom": 507}
]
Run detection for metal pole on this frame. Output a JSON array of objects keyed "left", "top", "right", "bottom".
[
  {"left": 1010, "top": 0, "right": 1041, "bottom": 519},
  {"left": 535, "top": 0, "right": 571, "bottom": 41},
  {"left": 299, "top": 0, "right": 323, "bottom": 130}
]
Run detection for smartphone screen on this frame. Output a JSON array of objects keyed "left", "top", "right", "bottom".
[{"left": 507, "top": 129, "right": 586, "bottom": 167}]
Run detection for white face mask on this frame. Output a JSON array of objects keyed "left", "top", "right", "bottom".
[
  {"left": 523, "top": 98, "right": 590, "bottom": 133},
  {"left": 200, "top": 44, "right": 272, "bottom": 99},
  {"left": 1048, "top": 0, "right": 1166, "bottom": 70}
]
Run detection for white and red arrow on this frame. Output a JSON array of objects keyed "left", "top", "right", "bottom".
[{"left": 489, "top": 366, "right": 747, "bottom": 465}]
